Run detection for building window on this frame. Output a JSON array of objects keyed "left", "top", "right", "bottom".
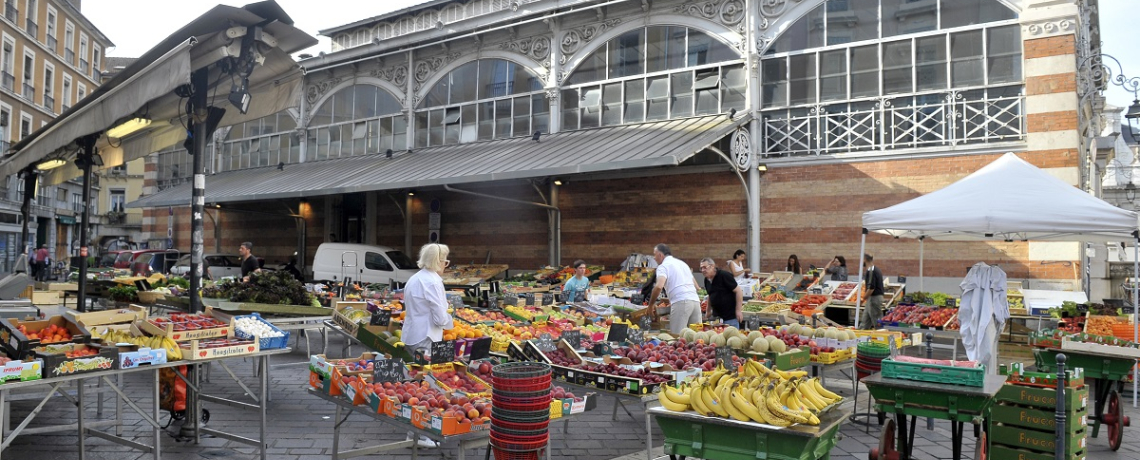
[
  {"left": 307, "top": 85, "right": 405, "bottom": 160},
  {"left": 0, "top": 105, "right": 9, "bottom": 151},
  {"left": 18, "top": 112, "right": 30, "bottom": 139},
  {"left": 21, "top": 50, "right": 32, "bottom": 100},
  {"left": 61, "top": 73, "right": 69, "bottom": 110},
  {"left": 23, "top": 0, "right": 35, "bottom": 38},
  {"left": 44, "top": 6, "right": 53, "bottom": 51},
  {"left": 77, "top": 82, "right": 84, "bottom": 101},
  {"left": 0, "top": 37, "right": 12, "bottom": 91},
  {"left": 91, "top": 44, "right": 99, "bottom": 79},
  {"left": 71, "top": 192, "right": 81, "bottom": 213},
  {"left": 54, "top": 187, "right": 63, "bottom": 202},
  {"left": 78, "top": 33, "right": 87, "bottom": 72},
  {"left": 64, "top": 21, "right": 73, "bottom": 64},
  {"left": 41, "top": 62, "right": 51, "bottom": 110},
  {"left": 109, "top": 189, "right": 125, "bottom": 213}
]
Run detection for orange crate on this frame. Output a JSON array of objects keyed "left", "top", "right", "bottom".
[{"left": 1114, "top": 323, "right": 1139, "bottom": 341}]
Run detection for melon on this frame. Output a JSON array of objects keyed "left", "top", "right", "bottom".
[
  {"left": 751, "top": 337, "right": 770, "bottom": 353},
  {"left": 766, "top": 335, "right": 781, "bottom": 345},
  {"left": 681, "top": 327, "right": 696, "bottom": 337},
  {"left": 723, "top": 326, "right": 739, "bottom": 338},
  {"left": 788, "top": 324, "right": 802, "bottom": 336},
  {"left": 711, "top": 334, "right": 727, "bottom": 347},
  {"left": 800, "top": 326, "right": 813, "bottom": 337},
  {"left": 726, "top": 336, "right": 744, "bottom": 350},
  {"left": 846, "top": 330, "right": 857, "bottom": 340},
  {"left": 813, "top": 328, "right": 827, "bottom": 338},
  {"left": 747, "top": 331, "right": 763, "bottom": 342},
  {"left": 770, "top": 340, "right": 788, "bottom": 353},
  {"left": 682, "top": 329, "right": 697, "bottom": 342}
]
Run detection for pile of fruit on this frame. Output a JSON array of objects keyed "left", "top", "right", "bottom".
[
  {"left": 97, "top": 329, "right": 184, "bottom": 360},
  {"left": 757, "top": 291, "right": 787, "bottom": 302},
  {"left": 945, "top": 315, "right": 961, "bottom": 331},
  {"left": 551, "top": 386, "right": 583, "bottom": 402},
  {"left": 610, "top": 341, "right": 718, "bottom": 370},
  {"left": 790, "top": 295, "right": 829, "bottom": 314},
  {"left": 504, "top": 305, "right": 537, "bottom": 321},
  {"left": 1085, "top": 315, "right": 1122, "bottom": 336},
  {"left": 831, "top": 282, "right": 859, "bottom": 301},
  {"left": 431, "top": 368, "right": 489, "bottom": 394},
  {"left": 655, "top": 361, "right": 842, "bottom": 426},
  {"left": 1057, "top": 316, "right": 1085, "bottom": 333},
  {"left": 545, "top": 349, "right": 675, "bottom": 383},
  {"left": 477, "top": 322, "right": 542, "bottom": 341},
  {"left": 744, "top": 302, "right": 790, "bottom": 313},
  {"left": 334, "top": 358, "right": 374, "bottom": 372},
  {"left": 919, "top": 308, "right": 957, "bottom": 328},
  {"left": 1008, "top": 294, "right": 1024, "bottom": 311},
  {"left": 547, "top": 308, "right": 589, "bottom": 323},
  {"left": 468, "top": 360, "right": 494, "bottom": 382},
  {"left": 340, "top": 308, "right": 371, "bottom": 324},
  {"left": 149, "top": 314, "right": 228, "bottom": 332},
  {"left": 370, "top": 379, "right": 492, "bottom": 422},
  {"left": 16, "top": 323, "right": 73, "bottom": 343},
  {"left": 882, "top": 305, "right": 933, "bottom": 324},
  {"left": 442, "top": 322, "right": 484, "bottom": 341},
  {"left": 455, "top": 308, "right": 510, "bottom": 323}
]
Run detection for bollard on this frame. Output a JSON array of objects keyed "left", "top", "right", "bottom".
[
  {"left": 1055, "top": 353, "right": 1067, "bottom": 460},
  {"left": 926, "top": 332, "right": 934, "bottom": 431}
]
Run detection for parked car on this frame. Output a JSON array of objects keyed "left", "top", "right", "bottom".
[
  {"left": 311, "top": 243, "right": 418, "bottom": 284},
  {"left": 114, "top": 249, "right": 171, "bottom": 270},
  {"left": 98, "top": 250, "right": 127, "bottom": 268},
  {"left": 130, "top": 250, "right": 183, "bottom": 277},
  {"left": 170, "top": 254, "right": 266, "bottom": 280}
]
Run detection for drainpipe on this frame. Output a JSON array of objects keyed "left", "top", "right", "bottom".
[
  {"left": 405, "top": 192, "right": 413, "bottom": 255},
  {"left": 443, "top": 184, "right": 560, "bottom": 266}
]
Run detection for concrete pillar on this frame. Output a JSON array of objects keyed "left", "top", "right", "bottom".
[
  {"left": 365, "top": 192, "right": 378, "bottom": 245},
  {"left": 746, "top": 0, "right": 763, "bottom": 272}
]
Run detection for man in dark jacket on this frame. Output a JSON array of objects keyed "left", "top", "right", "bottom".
[
  {"left": 239, "top": 242, "right": 261, "bottom": 282},
  {"left": 860, "top": 253, "right": 885, "bottom": 329},
  {"left": 699, "top": 257, "right": 742, "bottom": 327}
]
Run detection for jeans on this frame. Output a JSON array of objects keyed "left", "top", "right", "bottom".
[{"left": 720, "top": 318, "right": 740, "bottom": 328}]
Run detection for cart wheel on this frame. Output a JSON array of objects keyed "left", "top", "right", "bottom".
[
  {"left": 975, "top": 430, "right": 987, "bottom": 460},
  {"left": 1105, "top": 390, "right": 1125, "bottom": 451},
  {"left": 869, "top": 419, "right": 899, "bottom": 460},
  {"left": 201, "top": 408, "right": 210, "bottom": 425}
]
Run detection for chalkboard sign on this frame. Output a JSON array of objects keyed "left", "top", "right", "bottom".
[
  {"left": 560, "top": 330, "right": 582, "bottom": 349},
  {"left": 372, "top": 358, "right": 406, "bottom": 384},
  {"left": 630, "top": 293, "right": 645, "bottom": 305},
  {"left": 487, "top": 295, "right": 499, "bottom": 309},
  {"left": 608, "top": 323, "right": 629, "bottom": 343},
  {"left": 744, "top": 315, "right": 761, "bottom": 331},
  {"left": 469, "top": 337, "right": 492, "bottom": 360},
  {"left": 370, "top": 309, "right": 392, "bottom": 326},
  {"left": 542, "top": 293, "right": 554, "bottom": 306},
  {"left": 592, "top": 342, "right": 613, "bottom": 356},
  {"left": 901, "top": 295, "right": 913, "bottom": 304},
  {"left": 535, "top": 333, "right": 557, "bottom": 352},
  {"left": 524, "top": 293, "right": 536, "bottom": 306},
  {"left": 945, "top": 298, "right": 957, "bottom": 308},
  {"left": 638, "top": 314, "right": 652, "bottom": 331},
  {"left": 1076, "top": 304, "right": 1089, "bottom": 314},
  {"left": 715, "top": 346, "right": 736, "bottom": 372},
  {"left": 430, "top": 340, "right": 456, "bottom": 364},
  {"left": 627, "top": 328, "right": 645, "bottom": 345},
  {"left": 897, "top": 276, "right": 907, "bottom": 284}
]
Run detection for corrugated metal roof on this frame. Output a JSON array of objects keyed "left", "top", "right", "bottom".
[{"left": 128, "top": 114, "right": 749, "bottom": 208}]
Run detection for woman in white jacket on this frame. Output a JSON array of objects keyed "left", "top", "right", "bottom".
[{"left": 399, "top": 243, "right": 455, "bottom": 449}]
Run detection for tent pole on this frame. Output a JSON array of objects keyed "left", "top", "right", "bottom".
[
  {"left": 1133, "top": 237, "right": 1138, "bottom": 407},
  {"left": 855, "top": 229, "right": 867, "bottom": 329},
  {"left": 919, "top": 236, "right": 925, "bottom": 293}
]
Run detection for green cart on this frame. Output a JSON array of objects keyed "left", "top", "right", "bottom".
[
  {"left": 1035, "top": 348, "right": 1134, "bottom": 451},
  {"left": 648, "top": 406, "right": 849, "bottom": 460},
  {"left": 861, "top": 373, "right": 1006, "bottom": 460}
]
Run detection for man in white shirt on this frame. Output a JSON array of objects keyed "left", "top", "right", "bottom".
[{"left": 645, "top": 243, "right": 702, "bottom": 334}]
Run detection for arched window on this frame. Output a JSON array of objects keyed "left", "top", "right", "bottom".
[
  {"left": 218, "top": 111, "right": 299, "bottom": 172},
  {"left": 414, "top": 59, "right": 547, "bottom": 147},
  {"left": 760, "top": 0, "right": 1022, "bottom": 156},
  {"left": 561, "top": 26, "right": 745, "bottom": 128},
  {"left": 307, "top": 84, "right": 406, "bottom": 161}
]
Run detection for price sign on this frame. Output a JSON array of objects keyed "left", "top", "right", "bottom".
[
  {"left": 608, "top": 323, "right": 629, "bottom": 343},
  {"left": 744, "top": 315, "right": 761, "bottom": 331},
  {"left": 487, "top": 295, "right": 499, "bottom": 309},
  {"left": 370, "top": 309, "right": 391, "bottom": 326},
  {"left": 715, "top": 346, "right": 737, "bottom": 372},
  {"left": 542, "top": 293, "right": 555, "bottom": 305},
  {"left": 535, "top": 333, "right": 557, "bottom": 352},
  {"left": 901, "top": 295, "right": 913, "bottom": 305},
  {"left": 945, "top": 298, "right": 957, "bottom": 308},
  {"left": 630, "top": 293, "right": 645, "bottom": 305},
  {"left": 469, "top": 337, "right": 492, "bottom": 360},
  {"left": 560, "top": 330, "right": 582, "bottom": 349},
  {"left": 626, "top": 328, "right": 645, "bottom": 345},
  {"left": 897, "top": 276, "right": 907, "bottom": 284},
  {"left": 372, "top": 358, "right": 406, "bottom": 384},
  {"left": 430, "top": 340, "right": 456, "bottom": 364},
  {"left": 524, "top": 293, "right": 536, "bottom": 306},
  {"left": 638, "top": 314, "right": 652, "bottom": 331},
  {"left": 592, "top": 342, "right": 613, "bottom": 356},
  {"left": 1076, "top": 304, "right": 1089, "bottom": 314}
]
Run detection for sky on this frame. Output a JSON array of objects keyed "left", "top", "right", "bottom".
[{"left": 83, "top": 0, "right": 1140, "bottom": 110}]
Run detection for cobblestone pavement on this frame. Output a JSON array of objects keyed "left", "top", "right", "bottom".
[{"left": 0, "top": 315, "right": 1137, "bottom": 460}]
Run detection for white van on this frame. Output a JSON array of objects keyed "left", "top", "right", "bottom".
[{"left": 311, "top": 243, "right": 419, "bottom": 285}]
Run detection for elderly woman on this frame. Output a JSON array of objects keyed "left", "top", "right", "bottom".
[{"left": 399, "top": 243, "right": 454, "bottom": 448}]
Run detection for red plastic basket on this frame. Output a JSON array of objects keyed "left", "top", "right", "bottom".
[
  {"left": 492, "top": 406, "right": 550, "bottom": 423},
  {"left": 491, "top": 416, "right": 550, "bottom": 432},
  {"left": 492, "top": 375, "right": 552, "bottom": 393},
  {"left": 492, "top": 446, "right": 544, "bottom": 460},
  {"left": 493, "top": 393, "right": 553, "bottom": 411},
  {"left": 491, "top": 431, "right": 549, "bottom": 451}
]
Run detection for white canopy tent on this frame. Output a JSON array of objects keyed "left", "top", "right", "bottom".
[{"left": 855, "top": 152, "right": 1140, "bottom": 404}]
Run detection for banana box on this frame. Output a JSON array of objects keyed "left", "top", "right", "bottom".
[
  {"left": 116, "top": 345, "right": 168, "bottom": 369},
  {"left": 33, "top": 343, "right": 118, "bottom": 377},
  {"left": 0, "top": 358, "right": 41, "bottom": 383},
  {"left": 0, "top": 315, "right": 92, "bottom": 360}
]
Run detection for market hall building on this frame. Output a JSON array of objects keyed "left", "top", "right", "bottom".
[{"left": 129, "top": 0, "right": 1099, "bottom": 293}]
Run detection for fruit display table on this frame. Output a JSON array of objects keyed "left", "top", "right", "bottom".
[
  {"left": 556, "top": 380, "right": 658, "bottom": 460},
  {"left": 1035, "top": 347, "right": 1135, "bottom": 450},
  {"left": 861, "top": 373, "right": 1006, "bottom": 460},
  {"left": 0, "top": 347, "right": 289, "bottom": 460},
  {"left": 647, "top": 405, "right": 850, "bottom": 460}
]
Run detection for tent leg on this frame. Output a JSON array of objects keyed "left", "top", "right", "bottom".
[
  {"left": 1133, "top": 242, "right": 1137, "bottom": 407},
  {"left": 919, "top": 237, "right": 925, "bottom": 293},
  {"left": 855, "top": 231, "right": 867, "bottom": 329}
]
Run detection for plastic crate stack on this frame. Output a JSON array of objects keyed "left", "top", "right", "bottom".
[
  {"left": 489, "top": 362, "right": 552, "bottom": 460},
  {"left": 855, "top": 341, "right": 889, "bottom": 379},
  {"left": 990, "top": 366, "right": 1089, "bottom": 460}
]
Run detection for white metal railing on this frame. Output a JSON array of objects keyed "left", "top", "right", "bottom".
[{"left": 762, "top": 91, "right": 1025, "bottom": 157}]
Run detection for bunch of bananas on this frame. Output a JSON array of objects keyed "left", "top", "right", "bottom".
[
  {"left": 656, "top": 360, "right": 842, "bottom": 427},
  {"left": 95, "top": 328, "right": 183, "bottom": 361}
]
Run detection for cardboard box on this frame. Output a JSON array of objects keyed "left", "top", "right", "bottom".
[
  {"left": 332, "top": 301, "right": 370, "bottom": 337},
  {"left": 178, "top": 338, "right": 259, "bottom": 361},
  {"left": 338, "top": 373, "right": 372, "bottom": 406},
  {"left": 0, "top": 315, "right": 92, "bottom": 359},
  {"left": 139, "top": 311, "right": 230, "bottom": 342},
  {"left": 425, "top": 412, "right": 488, "bottom": 436},
  {"left": 308, "top": 352, "right": 379, "bottom": 396},
  {"left": 46, "top": 282, "right": 79, "bottom": 292},
  {"left": 34, "top": 343, "right": 118, "bottom": 377},
  {"left": 355, "top": 325, "right": 413, "bottom": 361},
  {"left": 116, "top": 346, "right": 168, "bottom": 369},
  {"left": 0, "top": 358, "right": 41, "bottom": 383},
  {"left": 30, "top": 291, "right": 59, "bottom": 306},
  {"left": 67, "top": 305, "right": 147, "bottom": 327}
]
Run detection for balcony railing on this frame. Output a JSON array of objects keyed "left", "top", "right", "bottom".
[
  {"left": 42, "top": 95, "right": 52, "bottom": 111},
  {"left": 762, "top": 91, "right": 1026, "bottom": 158},
  {"left": 21, "top": 82, "right": 32, "bottom": 100},
  {"left": 64, "top": 48, "right": 73, "bottom": 65},
  {"left": 24, "top": 19, "right": 35, "bottom": 39},
  {"left": 91, "top": 67, "right": 99, "bottom": 81},
  {"left": 1, "top": 71, "right": 13, "bottom": 91},
  {"left": 46, "top": 36, "right": 55, "bottom": 52},
  {"left": 3, "top": 3, "right": 15, "bottom": 23},
  {"left": 60, "top": 103, "right": 68, "bottom": 112},
  {"left": 79, "top": 59, "right": 87, "bottom": 73},
  {"left": 0, "top": 141, "right": 10, "bottom": 154}
]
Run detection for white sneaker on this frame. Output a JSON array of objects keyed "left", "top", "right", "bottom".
[{"left": 406, "top": 433, "right": 439, "bottom": 449}]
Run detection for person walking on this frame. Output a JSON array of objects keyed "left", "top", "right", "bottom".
[
  {"left": 239, "top": 242, "right": 261, "bottom": 282},
  {"left": 35, "top": 244, "right": 49, "bottom": 282},
  {"left": 860, "top": 253, "right": 885, "bottom": 329},
  {"left": 645, "top": 244, "right": 701, "bottom": 335},
  {"left": 699, "top": 258, "right": 743, "bottom": 328}
]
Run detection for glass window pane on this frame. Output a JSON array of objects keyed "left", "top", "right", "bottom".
[
  {"left": 495, "top": 99, "right": 512, "bottom": 138},
  {"left": 513, "top": 96, "right": 531, "bottom": 135},
  {"left": 624, "top": 79, "right": 645, "bottom": 123},
  {"left": 428, "top": 109, "right": 444, "bottom": 146},
  {"left": 695, "top": 69, "right": 719, "bottom": 115},
  {"left": 580, "top": 86, "right": 601, "bottom": 128},
  {"left": 850, "top": 45, "right": 879, "bottom": 98},
  {"left": 312, "top": 98, "right": 333, "bottom": 127},
  {"left": 987, "top": 26, "right": 1021, "bottom": 85},
  {"left": 882, "top": 40, "right": 912, "bottom": 95},
  {"left": 565, "top": 46, "right": 606, "bottom": 85},
  {"left": 353, "top": 85, "right": 378, "bottom": 119},
  {"left": 602, "top": 82, "right": 622, "bottom": 126},
  {"left": 478, "top": 101, "right": 495, "bottom": 140},
  {"left": 789, "top": 54, "right": 816, "bottom": 105},
  {"left": 277, "top": 113, "right": 297, "bottom": 132},
  {"left": 423, "top": 77, "right": 449, "bottom": 107},
  {"left": 332, "top": 87, "right": 353, "bottom": 123},
  {"left": 687, "top": 30, "right": 739, "bottom": 67},
  {"left": 532, "top": 94, "right": 550, "bottom": 135},
  {"left": 443, "top": 107, "right": 461, "bottom": 124},
  {"left": 377, "top": 90, "right": 402, "bottom": 116},
  {"left": 941, "top": 0, "right": 1016, "bottom": 30},
  {"left": 352, "top": 121, "right": 368, "bottom": 155},
  {"left": 882, "top": 0, "right": 936, "bottom": 38},
  {"left": 560, "top": 89, "right": 578, "bottom": 130},
  {"left": 444, "top": 109, "right": 460, "bottom": 144},
  {"left": 609, "top": 29, "right": 644, "bottom": 79},
  {"left": 915, "top": 35, "right": 946, "bottom": 91},
  {"left": 316, "top": 128, "right": 330, "bottom": 160},
  {"left": 950, "top": 30, "right": 983, "bottom": 87},
  {"left": 509, "top": 61, "right": 542, "bottom": 95},
  {"left": 461, "top": 104, "right": 477, "bottom": 143},
  {"left": 722, "top": 65, "right": 747, "bottom": 112},
  {"left": 480, "top": 59, "right": 511, "bottom": 99},
  {"left": 671, "top": 72, "right": 693, "bottom": 117},
  {"left": 820, "top": 50, "right": 847, "bottom": 101},
  {"left": 826, "top": 0, "right": 877, "bottom": 45},
  {"left": 450, "top": 62, "right": 479, "bottom": 105},
  {"left": 392, "top": 116, "right": 408, "bottom": 150},
  {"left": 414, "top": 112, "right": 428, "bottom": 148},
  {"left": 771, "top": 4, "right": 824, "bottom": 53},
  {"left": 761, "top": 58, "right": 788, "bottom": 108},
  {"left": 338, "top": 125, "right": 352, "bottom": 157},
  {"left": 646, "top": 75, "right": 669, "bottom": 121},
  {"left": 646, "top": 26, "right": 686, "bottom": 73},
  {"left": 378, "top": 118, "right": 393, "bottom": 152},
  {"left": 289, "top": 133, "right": 301, "bottom": 162}
]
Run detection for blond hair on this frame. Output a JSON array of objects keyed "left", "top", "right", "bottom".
[{"left": 417, "top": 243, "right": 450, "bottom": 272}]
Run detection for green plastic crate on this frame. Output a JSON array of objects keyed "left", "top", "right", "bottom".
[
  {"left": 656, "top": 415, "right": 841, "bottom": 460},
  {"left": 990, "top": 444, "right": 1085, "bottom": 460},
  {"left": 880, "top": 358, "right": 985, "bottom": 387},
  {"left": 989, "top": 423, "right": 1087, "bottom": 456}
]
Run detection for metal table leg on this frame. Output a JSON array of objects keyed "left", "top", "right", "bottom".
[
  {"left": 154, "top": 368, "right": 162, "bottom": 460},
  {"left": 260, "top": 354, "right": 268, "bottom": 460},
  {"left": 78, "top": 378, "right": 86, "bottom": 460},
  {"left": 331, "top": 404, "right": 342, "bottom": 460},
  {"left": 646, "top": 403, "right": 653, "bottom": 460}
]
